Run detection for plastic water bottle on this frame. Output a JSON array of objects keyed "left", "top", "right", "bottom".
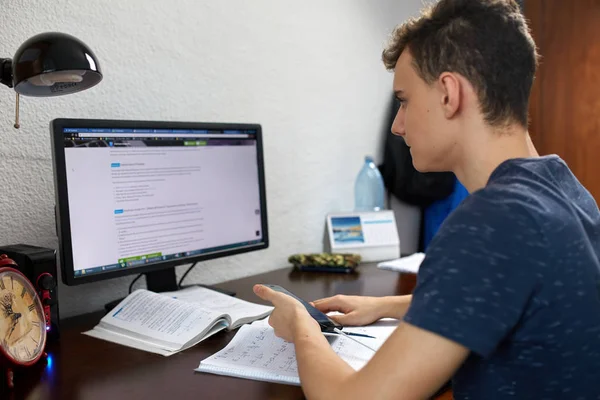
[{"left": 354, "top": 156, "right": 385, "bottom": 211}]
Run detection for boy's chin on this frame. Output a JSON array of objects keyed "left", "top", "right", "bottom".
[
  {"left": 412, "top": 156, "right": 449, "bottom": 173},
  {"left": 411, "top": 155, "right": 430, "bottom": 173}
]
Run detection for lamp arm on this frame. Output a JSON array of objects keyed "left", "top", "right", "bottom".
[{"left": 0, "top": 58, "right": 13, "bottom": 88}]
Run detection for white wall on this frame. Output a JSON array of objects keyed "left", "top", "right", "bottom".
[{"left": 0, "top": 0, "right": 422, "bottom": 318}]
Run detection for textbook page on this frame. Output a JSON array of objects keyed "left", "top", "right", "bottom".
[
  {"left": 85, "top": 321, "right": 228, "bottom": 357},
  {"left": 96, "top": 289, "right": 224, "bottom": 350},
  {"left": 162, "top": 286, "right": 273, "bottom": 328}
]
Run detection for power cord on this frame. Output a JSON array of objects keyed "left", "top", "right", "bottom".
[
  {"left": 129, "top": 262, "right": 199, "bottom": 294},
  {"left": 129, "top": 273, "right": 143, "bottom": 293},
  {"left": 178, "top": 262, "right": 198, "bottom": 288}
]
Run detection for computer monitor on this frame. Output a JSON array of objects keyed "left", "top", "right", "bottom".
[{"left": 50, "top": 118, "right": 268, "bottom": 294}]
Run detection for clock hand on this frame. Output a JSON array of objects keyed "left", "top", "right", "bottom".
[
  {"left": 5, "top": 312, "right": 22, "bottom": 340},
  {"left": 1, "top": 294, "right": 15, "bottom": 317},
  {"left": 6, "top": 319, "right": 18, "bottom": 340},
  {"left": 1, "top": 303, "right": 13, "bottom": 317}
]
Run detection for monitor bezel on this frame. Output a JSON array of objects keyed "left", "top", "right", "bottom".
[{"left": 50, "top": 118, "right": 269, "bottom": 286}]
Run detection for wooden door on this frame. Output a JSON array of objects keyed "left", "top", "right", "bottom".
[{"left": 525, "top": 0, "right": 600, "bottom": 200}]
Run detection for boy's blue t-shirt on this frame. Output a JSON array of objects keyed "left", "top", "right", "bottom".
[
  {"left": 404, "top": 155, "right": 600, "bottom": 399},
  {"left": 423, "top": 177, "right": 469, "bottom": 249}
]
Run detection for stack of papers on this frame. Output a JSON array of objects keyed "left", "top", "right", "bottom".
[{"left": 377, "top": 252, "right": 425, "bottom": 274}]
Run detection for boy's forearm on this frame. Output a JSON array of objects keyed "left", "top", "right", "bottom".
[
  {"left": 378, "top": 295, "right": 412, "bottom": 320},
  {"left": 294, "top": 322, "right": 356, "bottom": 400}
]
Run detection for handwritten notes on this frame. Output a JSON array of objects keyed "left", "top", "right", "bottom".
[{"left": 196, "top": 318, "right": 399, "bottom": 385}]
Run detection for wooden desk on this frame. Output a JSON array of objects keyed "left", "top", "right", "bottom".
[{"left": 7, "top": 264, "right": 450, "bottom": 400}]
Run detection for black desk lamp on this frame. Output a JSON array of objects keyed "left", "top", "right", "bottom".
[{"left": 0, "top": 32, "right": 102, "bottom": 127}]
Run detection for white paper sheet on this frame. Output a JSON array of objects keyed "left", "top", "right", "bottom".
[{"left": 377, "top": 252, "right": 425, "bottom": 274}]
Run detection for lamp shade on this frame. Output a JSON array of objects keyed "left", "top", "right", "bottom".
[{"left": 12, "top": 32, "right": 102, "bottom": 97}]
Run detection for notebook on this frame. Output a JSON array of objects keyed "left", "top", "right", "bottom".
[
  {"left": 83, "top": 286, "right": 273, "bottom": 356},
  {"left": 195, "top": 318, "right": 399, "bottom": 385}
]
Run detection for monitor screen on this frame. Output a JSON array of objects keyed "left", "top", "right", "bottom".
[{"left": 51, "top": 119, "right": 268, "bottom": 286}]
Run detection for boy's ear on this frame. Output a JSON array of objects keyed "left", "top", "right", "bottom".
[{"left": 438, "top": 72, "right": 461, "bottom": 119}]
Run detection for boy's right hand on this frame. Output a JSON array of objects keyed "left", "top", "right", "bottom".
[{"left": 311, "top": 295, "right": 386, "bottom": 326}]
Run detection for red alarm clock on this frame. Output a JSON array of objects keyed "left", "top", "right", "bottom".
[{"left": 0, "top": 254, "right": 47, "bottom": 389}]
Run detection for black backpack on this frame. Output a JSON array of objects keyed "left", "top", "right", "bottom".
[{"left": 378, "top": 96, "right": 455, "bottom": 207}]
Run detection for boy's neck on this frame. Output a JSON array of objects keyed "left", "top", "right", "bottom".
[{"left": 453, "top": 124, "right": 539, "bottom": 193}]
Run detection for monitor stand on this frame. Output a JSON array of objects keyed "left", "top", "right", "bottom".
[{"left": 103, "top": 267, "right": 236, "bottom": 313}]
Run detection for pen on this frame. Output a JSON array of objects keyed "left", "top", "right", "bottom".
[
  {"left": 333, "top": 328, "right": 377, "bottom": 352},
  {"left": 343, "top": 331, "right": 376, "bottom": 339}
]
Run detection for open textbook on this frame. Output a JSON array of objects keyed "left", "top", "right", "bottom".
[
  {"left": 83, "top": 286, "right": 273, "bottom": 356},
  {"left": 195, "top": 317, "right": 400, "bottom": 385}
]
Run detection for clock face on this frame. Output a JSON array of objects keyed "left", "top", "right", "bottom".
[{"left": 0, "top": 268, "right": 46, "bottom": 365}]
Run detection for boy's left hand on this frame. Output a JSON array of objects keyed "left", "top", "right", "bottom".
[{"left": 253, "top": 284, "right": 320, "bottom": 342}]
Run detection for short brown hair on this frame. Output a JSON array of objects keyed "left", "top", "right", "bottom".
[{"left": 383, "top": 0, "right": 539, "bottom": 127}]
